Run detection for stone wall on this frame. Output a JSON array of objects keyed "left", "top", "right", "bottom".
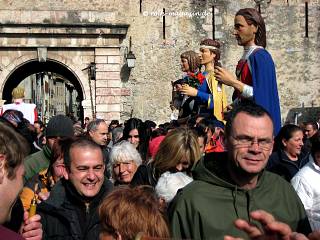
[
  {"left": 0, "top": 0, "right": 319, "bottom": 124},
  {"left": 120, "top": 0, "right": 320, "bottom": 124}
]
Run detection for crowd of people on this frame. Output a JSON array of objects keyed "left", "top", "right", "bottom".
[{"left": 1, "top": 7, "right": 320, "bottom": 240}]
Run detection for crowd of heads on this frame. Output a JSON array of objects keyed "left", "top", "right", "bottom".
[{"left": 1, "top": 95, "right": 320, "bottom": 239}]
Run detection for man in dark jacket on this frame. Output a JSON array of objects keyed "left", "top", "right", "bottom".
[
  {"left": 169, "top": 101, "right": 311, "bottom": 239},
  {"left": 303, "top": 121, "right": 319, "bottom": 152},
  {"left": 87, "top": 119, "right": 112, "bottom": 178},
  {"left": 37, "top": 137, "right": 113, "bottom": 239},
  {"left": 87, "top": 118, "right": 110, "bottom": 159}
]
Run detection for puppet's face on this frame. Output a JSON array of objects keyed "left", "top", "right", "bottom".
[
  {"left": 199, "top": 48, "right": 215, "bottom": 65},
  {"left": 180, "top": 58, "right": 190, "bottom": 72},
  {"left": 234, "top": 15, "right": 257, "bottom": 47}
]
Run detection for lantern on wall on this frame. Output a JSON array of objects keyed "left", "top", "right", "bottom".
[
  {"left": 88, "top": 62, "right": 96, "bottom": 80},
  {"left": 125, "top": 50, "right": 136, "bottom": 68},
  {"left": 125, "top": 36, "right": 136, "bottom": 69}
]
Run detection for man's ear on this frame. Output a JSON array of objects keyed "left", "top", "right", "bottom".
[
  {"left": 0, "top": 154, "right": 6, "bottom": 184},
  {"left": 62, "top": 167, "right": 69, "bottom": 180},
  {"left": 88, "top": 130, "right": 94, "bottom": 138},
  {"left": 55, "top": 163, "right": 67, "bottom": 179}
]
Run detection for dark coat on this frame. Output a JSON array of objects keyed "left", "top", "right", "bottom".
[
  {"left": 267, "top": 150, "right": 310, "bottom": 181},
  {"left": 130, "top": 164, "right": 157, "bottom": 188},
  {"left": 38, "top": 179, "right": 113, "bottom": 240}
]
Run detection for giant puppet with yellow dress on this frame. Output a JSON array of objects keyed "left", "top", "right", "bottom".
[{"left": 180, "top": 39, "right": 227, "bottom": 122}]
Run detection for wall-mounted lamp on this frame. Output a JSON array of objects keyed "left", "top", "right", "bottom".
[
  {"left": 88, "top": 62, "right": 96, "bottom": 80},
  {"left": 125, "top": 36, "right": 136, "bottom": 68},
  {"left": 126, "top": 50, "right": 136, "bottom": 68},
  {"left": 83, "top": 62, "right": 97, "bottom": 119}
]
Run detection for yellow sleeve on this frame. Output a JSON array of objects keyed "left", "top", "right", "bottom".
[
  {"left": 20, "top": 186, "right": 49, "bottom": 211},
  {"left": 20, "top": 187, "right": 35, "bottom": 211}
]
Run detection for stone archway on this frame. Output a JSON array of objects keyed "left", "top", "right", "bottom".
[
  {"left": 0, "top": 22, "right": 130, "bottom": 123},
  {"left": 0, "top": 54, "right": 89, "bottom": 121},
  {"left": 1, "top": 53, "right": 88, "bottom": 99}
]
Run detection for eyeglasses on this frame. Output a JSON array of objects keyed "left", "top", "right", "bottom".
[{"left": 230, "top": 135, "right": 273, "bottom": 150}]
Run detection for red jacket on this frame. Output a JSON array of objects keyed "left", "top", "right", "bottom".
[
  {"left": 205, "top": 135, "right": 225, "bottom": 153},
  {"left": 0, "top": 225, "right": 24, "bottom": 240}
]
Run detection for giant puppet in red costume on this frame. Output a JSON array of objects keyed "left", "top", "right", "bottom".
[{"left": 215, "top": 8, "right": 281, "bottom": 134}]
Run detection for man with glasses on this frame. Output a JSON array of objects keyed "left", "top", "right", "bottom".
[{"left": 169, "top": 101, "right": 311, "bottom": 239}]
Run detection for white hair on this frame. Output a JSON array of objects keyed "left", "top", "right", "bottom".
[
  {"left": 155, "top": 171, "right": 193, "bottom": 203},
  {"left": 109, "top": 140, "right": 142, "bottom": 168}
]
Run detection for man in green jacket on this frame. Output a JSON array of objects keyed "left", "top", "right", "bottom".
[
  {"left": 24, "top": 115, "right": 74, "bottom": 182},
  {"left": 169, "top": 101, "right": 311, "bottom": 239}
]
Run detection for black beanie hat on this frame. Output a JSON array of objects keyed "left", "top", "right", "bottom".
[{"left": 45, "top": 115, "right": 74, "bottom": 138}]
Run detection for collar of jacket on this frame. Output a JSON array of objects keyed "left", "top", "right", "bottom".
[
  {"left": 63, "top": 179, "right": 107, "bottom": 211},
  {"left": 192, "top": 152, "right": 268, "bottom": 221},
  {"left": 38, "top": 178, "right": 112, "bottom": 212},
  {"left": 42, "top": 145, "right": 52, "bottom": 160},
  {"left": 279, "top": 150, "right": 309, "bottom": 168},
  {"left": 192, "top": 152, "right": 266, "bottom": 190},
  {"left": 37, "top": 178, "right": 113, "bottom": 237}
]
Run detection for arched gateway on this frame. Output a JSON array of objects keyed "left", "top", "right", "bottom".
[
  {"left": 0, "top": 22, "right": 130, "bottom": 123},
  {"left": 1, "top": 57, "right": 86, "bottom": 121}
]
